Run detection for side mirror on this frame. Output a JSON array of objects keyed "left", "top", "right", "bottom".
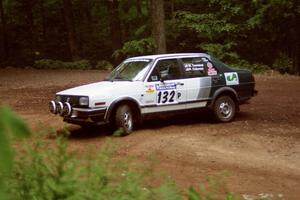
[{"left": 160, "top": 73, "right": 168, "bottom": 82}]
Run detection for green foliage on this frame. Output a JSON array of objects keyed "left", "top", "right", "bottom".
[
  {"left": 34, "top": 59, "right": 114, "bottom": 70},
  {"left": 231, "top": 60, "right": 271, "bottom": 73},
  {"left": 272, "top": 53, "right": 294, "bottom": 74},
  {"left": 1, "top": 0, "right": 299, "bottom": 74},
  {"left": 0, "top": 106, "right": 30, "bottom": 200},
  {"left": 94, "top": 60, "right": 114, "bottom": 70},
  {"left": 112, "top": 128, "right": 125, "bottom": 137},
  {"left": 198, "top": 42, "right": 239, "bottom": 63},
  {"left": 6, "top": 137, "right": 182, "bottom": 200},
  {"left": 9, "top": 137, "right": 79, "bottom": 200},
  {"left": 174, "top": 11, "right": 239, "bottom": 39},
  {"left": 113, "top": 38, "right": 155, "bottom": 58},
  {"left": 0, "top": 109, "right": 282, "bottom": 199},
  {"left": 0, "top": 106, "right": 30, "bottom": 172},
  {"left": 187, "top": 172, "right": 239, "bottom": 200},
  {"left": 34, "top": 59, "right": 92, "bottom": 70},
  {"left": 248, "top": 0, "right": 295, "bottom": 29}
]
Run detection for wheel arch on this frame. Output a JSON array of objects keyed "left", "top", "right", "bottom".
[
  {"left": 209, "top": 87, "right": 239, "bottom": 111},
  {"left": 105, "top": 97, "right": 142, "bottom": 124}
]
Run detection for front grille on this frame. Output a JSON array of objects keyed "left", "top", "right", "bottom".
[{"left": 58, "top": 95, "right": 79, "bottom": 106}]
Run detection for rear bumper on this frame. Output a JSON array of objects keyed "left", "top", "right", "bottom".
[{"left": 253, "top": 89, "right": 258, "bottom": 96}]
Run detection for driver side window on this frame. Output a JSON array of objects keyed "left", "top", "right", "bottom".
[{"left": 149, "top": 59, "right": 181, "bottom": 82}]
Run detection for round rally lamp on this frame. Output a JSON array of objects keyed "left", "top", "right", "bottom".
[
  {"left": 62, "top": 102, "right": 72, "bottom": 117},
  {"left": 56, "top": 102, "right": 64, "bottom": 116},
  {"left": 49, "top": 101, "right": 57, "bottom": 114}
]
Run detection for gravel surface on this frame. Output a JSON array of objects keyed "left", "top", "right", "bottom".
[{"left": 1, "top": 69, "right": 299, "bottom": 199}]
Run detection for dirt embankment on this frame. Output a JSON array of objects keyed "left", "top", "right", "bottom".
[{"left": 0, "top": 69, "right": 299, "bottom": 199}]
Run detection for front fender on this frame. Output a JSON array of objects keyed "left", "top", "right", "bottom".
[{"left": 104, "top": 97, "right": 142, "bottom": 122}]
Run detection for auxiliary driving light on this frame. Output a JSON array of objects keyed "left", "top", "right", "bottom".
[
  {"left": 49, "top": 101, "right": 57, "bottom": 114},
  {"left": 56, "top": 101, "right": 63, "bottom": 116},
  {"left": 62, "top": 102, "right": 72, "bottom": 117}
]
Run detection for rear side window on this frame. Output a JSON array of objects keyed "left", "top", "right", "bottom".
[{"left": 182, "top": 57, "right": 218, "bottom": 78}]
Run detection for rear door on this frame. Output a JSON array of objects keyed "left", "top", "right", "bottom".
[{"left": 180, "top": 57, "right": 219, "bottom": 109}]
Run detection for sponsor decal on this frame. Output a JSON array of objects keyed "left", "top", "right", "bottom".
[
  {"left": 184, "top": 63, "right": 204, "bottom": 72},
  {"left": 145, "top": 85, "right": 155, "bottom": 93},
  {"left": 207, "top": 62, "right": 217, "bottom": 76},
  {"left": 207, "top": 62, "right": 213, "bottom": 68},
  {"left": 224, "top": 72, "right": 239, "bottom": 85},
  {"left": 155, "top": 82, "right": 176, "bottom": 90},
  {"left": 184, "top": 63, "right": 192, "bottom": 71},
  {"left": 155, "top": 83, "right": 177, "bottom": 105},
  {"left": 151, "top": 75, "right": 158, "bottom": 81}
]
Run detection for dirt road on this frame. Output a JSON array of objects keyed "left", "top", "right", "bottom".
[{"left": 0, "top": 69, "right": 299, "bottom": 199}]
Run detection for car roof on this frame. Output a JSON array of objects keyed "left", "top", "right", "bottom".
[{"left": 126, "top": 53, "right": 211, "bottom": 61}]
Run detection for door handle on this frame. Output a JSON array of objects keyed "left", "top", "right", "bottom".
[{"left": 176, "top": 82, "right": 184, "bottom": 86}]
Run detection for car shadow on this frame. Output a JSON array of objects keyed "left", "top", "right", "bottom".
[
  {"left": 55, "top": 125, "right": 111, "bottom": 140},
  {"left": 234, "top": 111, "right": 256, "bottom": 122},
  {"left": 139, "top": 110, "right": 215, "bottom": 130},
  {"left": 56, "top": 110, "right": 253, "bottom": 139}
]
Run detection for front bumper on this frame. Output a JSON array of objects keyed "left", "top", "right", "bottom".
[
  {"left": 49, "top": 100, "right": 108, "bottom": 125},
  {"left": 64, "top": 107, "right": 107, "bottom": 125}
]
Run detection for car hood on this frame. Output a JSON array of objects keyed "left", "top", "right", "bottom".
[{"left": 56, "top": 81, "right": 136, "bottom": 97}]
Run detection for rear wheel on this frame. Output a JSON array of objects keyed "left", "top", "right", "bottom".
[
  {"left": 213, "top": 95, "right": 236, "bottom": 122},
  {"left": 115, "top": 105, "right": 134, "bottom": 135}
]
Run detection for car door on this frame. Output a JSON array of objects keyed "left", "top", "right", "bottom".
[
  {"left": 142, "top": 58, "right": 187, "bottom": 114},
  {"left": 180, "top": 57, "right": 217, "bottom": 109}
]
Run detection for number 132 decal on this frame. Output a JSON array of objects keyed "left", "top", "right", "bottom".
[
  {"left": 157, "top": 90, "right": 177, "bottom": 104},
  {"left": 155, "top": 83, "right": 178, "bottom": 105}
]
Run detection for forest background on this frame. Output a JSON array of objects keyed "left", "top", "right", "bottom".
[{"left": 0, "top": 0, "right": 299, "bottom": 74}]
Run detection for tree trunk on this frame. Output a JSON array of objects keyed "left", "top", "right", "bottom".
[
  {"left": 0, "top": 0, "right": 9, "bottom": 60},
  {"left": 21, "top": 0, "right": 37, "bottom": 56},
  {"left": 170, "top": 0, "right": 175, "bottom": 21},
  {"left": 294, "top": 1, "right": 300, "bottom": 75},
  {"left": 40, "top": 0, "right": 46, "bottom": 42},
  {"left": 63, "top": 0, "right": 80, "bottom": 61},
  {"left": 38, "top": 0, "right": 47, "bottom": 57},
  {"left": 136, "top": 0, "right": 142, "bottom": 18},
  {"left": 107, "top": 0, "right": 122, "bottom": 51},
  {"left": 107, "top": 0, "right": 122, "bottom": 64},
  {"left": 151, "top": 0, "right": 166, "bottom": 54},
  {"left": 82, "top": 0, "right": 92, "bottom": 30}
]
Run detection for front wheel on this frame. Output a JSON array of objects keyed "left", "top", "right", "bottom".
[
  {"left": 114, "top": 105, "right": 134, "bottom": 135},
  {"left": 213, "top": 96, "right": 236, "bottom": 122}
]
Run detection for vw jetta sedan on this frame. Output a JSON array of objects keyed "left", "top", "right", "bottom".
[{"left": 49, "top": 53, "right": 257, "bottom": 135}]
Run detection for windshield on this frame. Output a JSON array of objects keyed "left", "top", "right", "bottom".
[{"left": 106, "top": 59, "right": 152, "bottom": 81}]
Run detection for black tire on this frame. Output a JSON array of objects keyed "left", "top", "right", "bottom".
[
  {"left": 114, "top": 104, "right": 134, "bottom": 135},
  {"left": 213, "top": 95, "right": 236, "bottom": 122}
]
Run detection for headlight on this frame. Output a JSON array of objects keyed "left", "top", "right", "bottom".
[{"left": 79, "top": 96, "right": 89, "bottom": 106}]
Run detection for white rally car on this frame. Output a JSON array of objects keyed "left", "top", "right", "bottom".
[{"left": 49, "top": 53, "right": 257, "bottom": 134}]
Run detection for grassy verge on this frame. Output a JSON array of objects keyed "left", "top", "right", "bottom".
[{"left": 0, "top": 106, "right": 284, "bottom": 200}]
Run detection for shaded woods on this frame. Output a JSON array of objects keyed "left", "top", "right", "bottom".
[{"left": 0, "top": 0, "right": 299, "bottom": 74}]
